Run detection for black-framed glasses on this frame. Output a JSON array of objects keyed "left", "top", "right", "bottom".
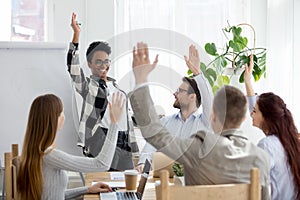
[
  {"left": 95, "top": 59, "right": 111, "bottom": 67},
  {"left": 175, "top": 88, "right": 189, "bottom": 93}
]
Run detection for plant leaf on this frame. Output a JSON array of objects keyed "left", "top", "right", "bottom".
[
  {"left": 236, "top": 55, "right": 249, "bottom": 69},
  {"left": 205, "top": 43, "right": 217, "bottom": 56},
  {"left": 229, "top": 40, "right": 240, "bottom": 52},
  {"left": 216, "top": 75, "right": 230, "bottom": 87},
  {"left": 232, "top": 26, "right": 242, "bottom": 36},
  {"left": 206, "top": 68, "right": 217, "bottom": 81},
  {"left": 239, "top": 70, "right": 245, "bottom": 83},
  {"left": 220, "top": 56, "right": 227, "bottom": 67},
  {"left": 212, "top": 85, "right": 219, "bottom": 94},
  {"left": 200, "top": 62, "right": 207, "bottom": 73},
  {"left": 187, "top": 69, "right": 193, "bottom": 77},
  {"left": 203, "top": 73, "right": 214, "bottom": 87}
]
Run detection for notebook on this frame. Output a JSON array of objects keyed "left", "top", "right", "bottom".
[
  {"left": 100, "top": 159, "right": 151, "bottom": 200},
  {"left": 152, "top": 152, "right": 175, "bottom": 178}
]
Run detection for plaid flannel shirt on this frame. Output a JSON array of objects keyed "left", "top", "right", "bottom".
[{"left": 67, "top": 42, "right": 139, "bottom": 154}]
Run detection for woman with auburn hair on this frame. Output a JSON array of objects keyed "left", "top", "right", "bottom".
[
  {"left": 17, "top": 93, "right": 124, "bottom": 200},
  {"left": 244, "top": 55, "right": 300, "bottom": 200}
]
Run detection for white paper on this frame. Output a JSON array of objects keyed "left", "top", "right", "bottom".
[
  {"left": 109, "top": 172, "right": 125, "bottom": 180},
  {"left": 92, "top": 181, "right": 126, "bottom": 188}
]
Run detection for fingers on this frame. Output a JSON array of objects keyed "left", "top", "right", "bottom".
[
  {"left": 249, "top": 54, "right": 254, "bottom": 71},
  {"left": 98, "top": 182, "right": 112, "bottom": 192},
  {"left": 189, "top": 45, "right": 198, "bottom": 57},
  {"left": 133, "top": 42, "right": 156, "bottom": 67},
  {"left": 195, "top": 46, "right": 199, "bottom": 59},
  {"left": 137, "top": 42, "right": 145, "bottom": 59},
  {"left": 153, "top": 54, "right": 159, "bottom": 66},
  {"left": 111, "top": 92, "right": 125, "bottom": 109},
  {"left": 137, "top": 42, "right": 148, "bottom": 61},
  {"left": 245, "top": 54, "right": 254, "bottom": 73},
  {"left": 144, "top": 44, "right": 149, "bottom": 61},
  {"left": 135, "top": 164, "right": 144, "bottom": 174},
  {"left": 72, "top": 12, "right": 76, "bottom": 21}
]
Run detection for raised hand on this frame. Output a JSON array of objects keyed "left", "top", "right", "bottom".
[
  {"left": 132, "top": 42, "right": 159, "bottom": 84},
  {"left": 184, "top": 45, "right": 201, "bottom": 75},
  {"left": 135, "top": 164, "right": 145, "bottom": 174},
  {"left": 109, "top": 92, "right": 125, "bottom": 123},
  {"left": 244, "top": 54, "right": 255, "bottom": 96},
  {"left": 244, "top": 54, "right": 254, "bottom": 84},
  {"left": 70, "top": 12, "right": 80, "bottom": 43}
]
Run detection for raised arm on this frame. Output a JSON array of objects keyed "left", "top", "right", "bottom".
[
  {"left": 244, "top": 55, "right": 255, "bottom": 97},
  {"left": 184, "top": 44, "right": 201, "bottom": 76},
  {"left": 44, "top": 93, "right": 124, "bottom": 172},
  {"left": 132, "top": 42, "right": 159, "bottom": 85},
  {"left": 130, "top": 42, "right": 204, "bottom": 167},
  {"left": 66, "top": 12, "right": 88, "bottom": 97},
  {"left": 71, "top": 12, "right": 80, "bottom": 43},
  {"left": 185, "top": 45, "right": 213, "bottom": 130},
  {"left": 244, "top": 55, "right": 257, "bottom": 112}
]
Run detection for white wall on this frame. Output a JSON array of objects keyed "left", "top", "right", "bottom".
[{"left": 0, "top": 42, "right": 80, "bottom": 164}]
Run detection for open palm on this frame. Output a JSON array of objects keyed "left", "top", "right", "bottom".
[
  {"left": 184, "top": 45, "right": 200, "bottom": 75},
  {"left": 132, "top": 42, "right": 158, "bottom": 84},
  {"left": 109, "top": 92, "right": 125, "bottom": 123}
]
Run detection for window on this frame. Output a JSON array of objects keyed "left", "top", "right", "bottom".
[
  {"left": 0, "top": 0, "right": 46, "bottom": 41},
  {"left": 114, "top": 0, "right": 249, "bottom": 115}
]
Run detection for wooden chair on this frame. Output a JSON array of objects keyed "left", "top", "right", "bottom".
[
  {"left": 4, "top": 144, "right": 19, "bottom": 200},
  {"left": 155, "top": 168, "right": 261, "bottom": 200}
]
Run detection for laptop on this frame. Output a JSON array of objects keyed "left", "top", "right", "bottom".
[
  {"left": 152, "top": 152, "right": 175, "bottom": 178},
  {"left": 100, "top": 159, "right": 151, "bottom": 200}
]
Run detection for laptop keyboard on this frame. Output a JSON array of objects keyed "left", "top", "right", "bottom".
[{"left": 116, "top": 192, "right": 138, "bottom": 200}]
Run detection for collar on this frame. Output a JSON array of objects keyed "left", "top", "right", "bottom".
[
  {"left": 90, "top": 75, "right": 116, "bottom": 82},
  {"left": 220, "top": 129, "right": 248, "bottom": 140},
  {"left": 176, "top": 108, "right": 201, "bottom": 120}
]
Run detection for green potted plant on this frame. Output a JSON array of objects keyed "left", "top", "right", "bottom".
[
  {"left": 172, "top": 162, "right": 185, "bottom": 185},
  {"left": 188, "top": 22, "right": 266, "bottom": 93}
]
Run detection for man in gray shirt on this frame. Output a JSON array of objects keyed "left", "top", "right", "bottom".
[{"left": 130, "top": 42, "right": 270, "bottom": 200}]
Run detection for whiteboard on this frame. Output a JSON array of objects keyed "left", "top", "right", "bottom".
[{"left": 0, "top": 42, "right": 82, "bottom": 165}]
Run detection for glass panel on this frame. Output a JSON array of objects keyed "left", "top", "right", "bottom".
[{"left": 6, "top": 0, "right": 46, "bottom": 41}]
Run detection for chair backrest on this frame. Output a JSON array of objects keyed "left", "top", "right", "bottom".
[
  {"left": 155, "top": 168, "right": 261, "bottom": 200},
  {"left": 4, "top": 144, "right": 19, "bottom": 200}
]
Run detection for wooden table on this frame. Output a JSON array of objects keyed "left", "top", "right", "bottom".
[{"left": 84, "top": 171, "right": 158, "bottom": 200}]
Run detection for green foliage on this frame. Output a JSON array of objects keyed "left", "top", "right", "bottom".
[
  {"left": 172, "top": 162, "right": 184, "bottom": 177},
  {"left": 189, "top": 23, "right": 267, "bottom": 93}
]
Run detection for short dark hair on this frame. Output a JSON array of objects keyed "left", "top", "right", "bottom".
[
  {"left": 86, "top": 41, "right": 111, "bottom": 63},
  {"left": 213, "top": 85, "right": 247, "bottom": 128},
  {"left": 182, "top": 77, "right": 201, "bottom": 107}
]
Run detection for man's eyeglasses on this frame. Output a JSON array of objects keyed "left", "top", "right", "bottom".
[
  {"left": 175, "top": 88, "right": 189, "bottom": 93},
  {"left": 95, "top": 59, "right": 111, "bottom": 67}
]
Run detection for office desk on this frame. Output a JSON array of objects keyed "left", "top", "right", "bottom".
[{"left": 84, "top": 172, "right": 159, "bottom": 200}]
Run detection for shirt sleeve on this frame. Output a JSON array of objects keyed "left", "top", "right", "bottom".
[
  {"left": 130, "top": 86, "right": 204, "bottom": 167},
  {"left": 65, "top": 186, "right": 88, "bottom": 200},
  {"left": 247, "top": 95, "right": 258, "bottom": 112},
  {"left": 257, "top": 138, "right": 275, "bottom": 169},
  {"left": 138, "top": 142, "right": 157, "bottom": 164},
  {"left": 66, "top": 42, "right": 88, "bottom": 97},
  {"left": 193, "top": 74, "right": 213, "bottom": 129},
  {"left": 44, "top": 123, "right": 118, "bottom": 172}
]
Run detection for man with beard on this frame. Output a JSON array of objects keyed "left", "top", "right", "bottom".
[{"left": 136, "top": 45, "right": 213, "bottom": 173}]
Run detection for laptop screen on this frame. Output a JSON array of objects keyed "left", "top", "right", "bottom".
[{"left": 136, "top": 159, "right": 151, "bottom": 195}]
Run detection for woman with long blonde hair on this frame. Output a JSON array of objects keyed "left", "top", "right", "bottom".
[{"left": 17, "top": 93, "right": 124, "bottom": 200}]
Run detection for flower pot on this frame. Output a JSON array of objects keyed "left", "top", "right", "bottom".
[{"left": 173, "top": 175, "right": 185, "bottom": 186}]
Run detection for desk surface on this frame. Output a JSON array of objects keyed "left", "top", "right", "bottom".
[{"left": 84, "top": 172, "right": 158, "bottom": 200}]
